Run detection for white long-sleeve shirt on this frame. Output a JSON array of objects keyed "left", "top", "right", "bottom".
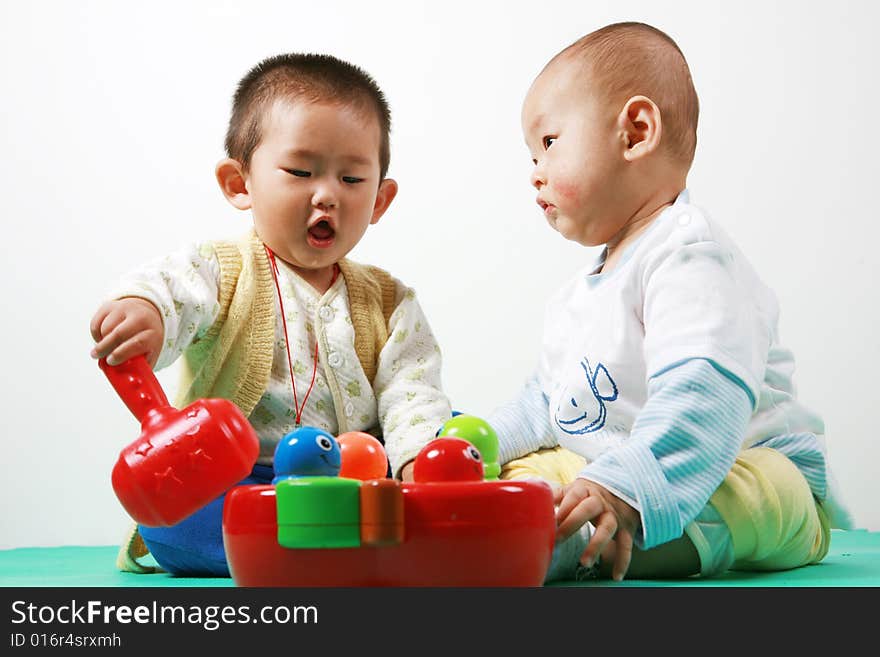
[
  {"left": 104, "top": 240, "right": 452, "bottom": 476},
  {"left": 490, "top": 190, "right": 853, "bottom": 548}
]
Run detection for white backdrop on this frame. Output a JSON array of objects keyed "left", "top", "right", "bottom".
[{"left": 1, "top": 0, "right": 878, "bottom": 549}]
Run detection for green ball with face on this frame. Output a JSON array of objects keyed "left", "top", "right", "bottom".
[{"left": 437, "top": 415, "right": 500, "bottom": 480}]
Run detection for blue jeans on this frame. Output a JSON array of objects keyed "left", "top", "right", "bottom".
[{"left": 139, "top": 464, "right": 274, "bottom": 577}]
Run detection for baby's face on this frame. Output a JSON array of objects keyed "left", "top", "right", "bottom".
[
  {"left": 244, "top": 100, "right": 386, "bottom": 273},
  {"left": 521, "top": 60, "right": 628, "bottom": 246}
]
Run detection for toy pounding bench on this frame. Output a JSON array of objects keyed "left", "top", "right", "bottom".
[
  {"left": 94, "top": 356, "right": 561, "bottom": 586},
  {"left": 225, "top": 477, "right": 555, "bottom": 586}
]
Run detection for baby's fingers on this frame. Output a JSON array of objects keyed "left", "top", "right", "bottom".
[
  {"left": 579, "top": 512, "right": 616, "bottom": 569},
  {"left": 90, "top": 309, "right": 128, "bottom": 359},
  {"left": 556, "top": 494, "right": 602, "bottom": 543},
  {"left": 89, "top": 304, "right": 113, "bottom": 343},
  {"left": 552, "top": 484, "right": 566, "bottom": 506},
  {"left": 554, "top": 482, "right": 589, "bottom": 522},
  {"left": 609, "top": 528, "right": 633, "bottom": 582},
  {"left": 105, "top": 330, "right": 159, "bottom": 367}
]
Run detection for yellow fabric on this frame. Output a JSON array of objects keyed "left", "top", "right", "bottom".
[
  {"left": 173, "top": 230, "right": 398, "bottom": 415},
  {"left": 116, "top": 523, "right": 159, "bottom": 574},
  {"left": 118, "top": 230, "right": 398, "bottom": 574},
  {"left": 173, "top": 229, "right": 276, "bottom": 417},
  {"left": 501, "top": 446, "right": 586, "bottom": 485},
  {"left": 501, "top": 444, "right": 829, "bottom": 575},
  {"left": 710, "top": 446, "right": 830, "bottom": 571},
  {"left": 336, "top": 258, "right": 398, "bottom": 384}
]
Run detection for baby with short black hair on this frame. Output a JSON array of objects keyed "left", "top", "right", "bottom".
[{"left": 90, "top": 52, "right": 452, "bottom": 576}]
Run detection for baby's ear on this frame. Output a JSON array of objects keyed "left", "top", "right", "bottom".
[
  {"left": 370, "top": 178, "right": 399, "bottom": 225},
  {"left": 215, "top": 158, "right": 251, "bottom": 210},
  {"left": 619, "top": 95, "right": 662, "bottom": 162}
]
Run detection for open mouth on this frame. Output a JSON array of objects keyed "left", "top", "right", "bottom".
[
  {"left": 307, "top": 219, "right": 336, "bottom": 248},
  {"left": 537, "top": 197, "right": 555, "bottom": 215}
]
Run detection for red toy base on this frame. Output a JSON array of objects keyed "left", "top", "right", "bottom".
[{"left": 223, "top": 479, "right": 556, "bottom": 587}]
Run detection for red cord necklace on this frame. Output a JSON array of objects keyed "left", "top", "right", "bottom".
[{"left": 264, "top": 244, "right": 338, "bottom": 427}]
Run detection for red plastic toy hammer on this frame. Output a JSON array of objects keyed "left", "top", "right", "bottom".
[{"left": 100, "top": 355, "right": 259, "bottom": 527}]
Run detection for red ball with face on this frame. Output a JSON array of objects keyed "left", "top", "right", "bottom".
[
  {"left": 337, "top": 431, "right": 389, "bottom": 480},
  {"left": 413, "top": 437, "right": 484, "bottom": 483}
]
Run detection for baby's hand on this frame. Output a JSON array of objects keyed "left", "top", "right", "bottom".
[
  {"left": 90, "top": 297, "right": 163, "bottom": 367},
  {"left": 554, "top": 478, "right": 640, "bottom": 581},
  {"left": 399, "top": 460, "right": 415, "bottom": 482}
]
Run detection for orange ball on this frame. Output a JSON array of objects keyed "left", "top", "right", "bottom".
[{"left": 337, "top": 431, "right": 389, "bottom": 480}]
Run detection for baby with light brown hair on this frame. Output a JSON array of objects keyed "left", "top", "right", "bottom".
[
  {"left": 490, "top": 22, "right": 852, "bottom": 582},
  {"left": 524, "top": 23, "right": 698, "bottom": 268}
]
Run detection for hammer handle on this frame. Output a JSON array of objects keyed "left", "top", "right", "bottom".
[{"left": 99, "top": 354, "right": 170, "bottom": 422}]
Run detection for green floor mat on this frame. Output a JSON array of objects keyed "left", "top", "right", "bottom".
[{"left": 1, "top": 529, "right": 877, "bottom": 587}]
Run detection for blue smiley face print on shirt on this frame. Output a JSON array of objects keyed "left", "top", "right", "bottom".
[{"left": 553, "top": 357, "right": 619, "bottom": 435}]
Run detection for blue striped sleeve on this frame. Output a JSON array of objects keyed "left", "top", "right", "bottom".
[
  {"left": 489, "top": 374, "right": 559, "bottom": 464},
  {"left": 578, "top": 358, "right": 752, "bottom": 549},
  {"left": 754, "top": 432, "right": 827, "bottom": 500}
]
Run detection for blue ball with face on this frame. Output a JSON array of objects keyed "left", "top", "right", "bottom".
[{"left": 272, "top": 426, "right": 342, "bottom": 483}]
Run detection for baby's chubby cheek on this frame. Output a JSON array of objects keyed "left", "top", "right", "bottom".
[{"left": 552, "top": 179, "right": 580, "bottom": 203}]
